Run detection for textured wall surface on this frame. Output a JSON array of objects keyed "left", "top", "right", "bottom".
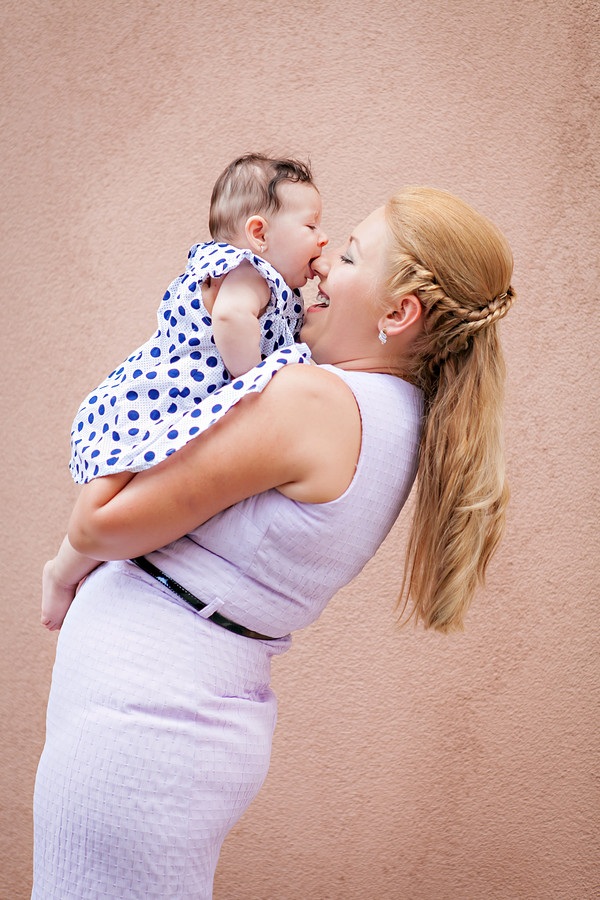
[{"left": 1, "top": 1, "right": 598, "bottom": 897}]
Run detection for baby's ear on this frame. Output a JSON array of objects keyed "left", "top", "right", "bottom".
[{"left": 245, "top": 216, "right": 268, "bottom": 253}]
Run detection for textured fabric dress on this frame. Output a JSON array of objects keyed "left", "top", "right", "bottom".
[
  {"left": 69, "top": 241, "right": 308, "bottom": 483},
  {"left": 32, "top": 367, "right": 423, "bottom": 899}
]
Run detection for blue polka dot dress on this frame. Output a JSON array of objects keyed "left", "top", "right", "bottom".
[{"left": 70, "top": 242, "right": 310, "bottom": 483}]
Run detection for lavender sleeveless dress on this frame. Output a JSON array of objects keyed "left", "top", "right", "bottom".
[{"left": 32, "top": 367, "right": 423, "bottom": 899}]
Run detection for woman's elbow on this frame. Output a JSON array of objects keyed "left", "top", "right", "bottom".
[
  {"left": 68, "top": 472, "right": 138, "bottom": 559},
  {"left": 68, "top": 511, "right": 111, "bottom": 560},
  {"left": 68, "top": 520, "right": 96, "bottom": 557}
]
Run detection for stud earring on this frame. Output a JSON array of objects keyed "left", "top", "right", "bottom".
[{"left": 378, "top": 329, "right": 387, "bottom": 345}]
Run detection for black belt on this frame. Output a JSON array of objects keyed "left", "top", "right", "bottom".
[{"left": 131, "top": 556, "right": 280, "bottom": 641}]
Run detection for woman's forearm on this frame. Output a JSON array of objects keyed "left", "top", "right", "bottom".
[
  {"left": 67, "top": 405, "right": 283, "bottom": 561},
  {"left": 67, "top": 365, "right": 361, "bottom": 562}
]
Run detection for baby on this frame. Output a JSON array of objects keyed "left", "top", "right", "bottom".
[
  {"left": 70, "top": 153, "right": 327, "bottom": 483},
  {"left": 41, "top": 154, "right": 326, "bottom": 630}
]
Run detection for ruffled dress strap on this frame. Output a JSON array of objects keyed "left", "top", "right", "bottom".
[
  {"left": 186, "top": 242, "right": 298, "bottom": 310},
  {"left": 185, "top": 242, "right": 304, "bottom": 345}
]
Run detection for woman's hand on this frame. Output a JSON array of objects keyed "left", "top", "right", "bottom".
[{"left": 68, "top": 363, "right": 361, "bottom": 561}]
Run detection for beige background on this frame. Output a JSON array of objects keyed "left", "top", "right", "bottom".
[{"left": 1, "top": 1, "right": 598, "bottom": 897}]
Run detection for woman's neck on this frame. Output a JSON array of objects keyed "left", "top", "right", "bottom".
[{"left": 320, "top": 356, "right": 412, "bottom": 381}]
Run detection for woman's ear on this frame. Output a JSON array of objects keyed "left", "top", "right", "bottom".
[
  {"left": 244, "top": 216, "right": 268, "bottom": 253},
  {"left": 378, "top": 294, "right": 422, "bottom": 338}
]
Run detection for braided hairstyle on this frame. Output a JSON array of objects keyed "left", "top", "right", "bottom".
[{"left": 385, "top": 187, "right": 515, "bottom": 632}]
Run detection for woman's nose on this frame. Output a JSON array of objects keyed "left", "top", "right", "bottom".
[{"left": 311, "top": 252, "right": 330, "bottom": 276}]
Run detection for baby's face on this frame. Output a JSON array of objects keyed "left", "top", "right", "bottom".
[{"left": 263, "top": 182, "right": 328, "bottom": 289}]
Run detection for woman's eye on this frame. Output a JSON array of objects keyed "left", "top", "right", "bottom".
[{"left": 340, "top": 253, "right": 353, "bottom": 264}]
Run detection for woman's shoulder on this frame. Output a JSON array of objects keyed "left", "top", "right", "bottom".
[
  {"left": 254, "top": 362, "right": 361, "bottom": 460},
  {"left": 263, "top": 364, "right": 423, "bottom": 465},
  {"left": 266, "top": 362, "right": 420, "bottom": 408},
  {"left": 263, "top": 360, "right": 358, "bottom": 411}
]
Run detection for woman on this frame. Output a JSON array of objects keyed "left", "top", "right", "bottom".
[{"left": 33, "top": 187, "right": 514, "bottom": 898}]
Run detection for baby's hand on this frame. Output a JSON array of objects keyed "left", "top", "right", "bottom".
[{"left": 40, "top": 559, "right": 77, "bottom": 631}]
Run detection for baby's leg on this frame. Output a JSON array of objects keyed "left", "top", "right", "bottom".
[
  {"left": 40, "top": 561, "right": 78, "bottom": 631},
  {"left": 40, "top": 478, "right": 132, "bottom": 631}
]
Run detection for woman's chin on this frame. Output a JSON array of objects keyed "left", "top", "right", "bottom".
[
  {"left": 299, "top": 322, "right": 315, "bottom": 348},
  {"left": 300, "top": 335, "right": 326, "bottom": 365}
]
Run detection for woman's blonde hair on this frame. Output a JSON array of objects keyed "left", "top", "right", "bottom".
[{"left": 385, "top": 187, "right": 515, "bottom": 633}]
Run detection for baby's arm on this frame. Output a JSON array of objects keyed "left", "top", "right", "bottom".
[{"left": 211, "top": 261, "right": 270, "bottom": 377}]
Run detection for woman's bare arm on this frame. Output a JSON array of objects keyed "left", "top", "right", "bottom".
[{"left": 68, "top": 364, "right": 361, "bottom": 561}]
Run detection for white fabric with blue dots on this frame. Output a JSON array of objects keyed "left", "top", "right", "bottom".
[{"left": 69, "top": 241, "right": 310, "bottom": 484}]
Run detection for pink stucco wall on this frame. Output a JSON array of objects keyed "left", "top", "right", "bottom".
[{"left": 1, "top": 1, "right": 597, "bottom": 897}]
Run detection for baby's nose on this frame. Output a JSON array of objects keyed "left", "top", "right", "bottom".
[{"left": 317, "top": 228, "right": 328, "bottom": 248}]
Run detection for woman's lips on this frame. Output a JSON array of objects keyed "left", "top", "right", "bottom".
[{"left": 306, "top": 290, "right": 330, "bottom": 314}]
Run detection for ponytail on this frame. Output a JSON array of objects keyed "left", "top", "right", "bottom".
[{"left": 385, "top": 188, "right": 515, "bottom": 632}]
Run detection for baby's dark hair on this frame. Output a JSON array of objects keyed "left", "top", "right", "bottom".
[{"left": 209, "top": 153, "right": 315, "bottom": 242}]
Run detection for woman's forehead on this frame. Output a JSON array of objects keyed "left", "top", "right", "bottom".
[{"left": 351, "top": 206, "right": 387, "bottom": 249}]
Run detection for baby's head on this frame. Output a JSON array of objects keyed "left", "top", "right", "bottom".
[{"left": 209, "top": 153, "right": 328, "bottom": 289}]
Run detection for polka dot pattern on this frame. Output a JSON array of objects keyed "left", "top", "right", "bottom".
[{"left": 70, "top": 242, "right": 309, "bottom": 483}]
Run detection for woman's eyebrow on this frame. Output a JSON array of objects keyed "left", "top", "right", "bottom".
[{"left": 348, "top": 235, "right": 362, "bottom": 255}]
